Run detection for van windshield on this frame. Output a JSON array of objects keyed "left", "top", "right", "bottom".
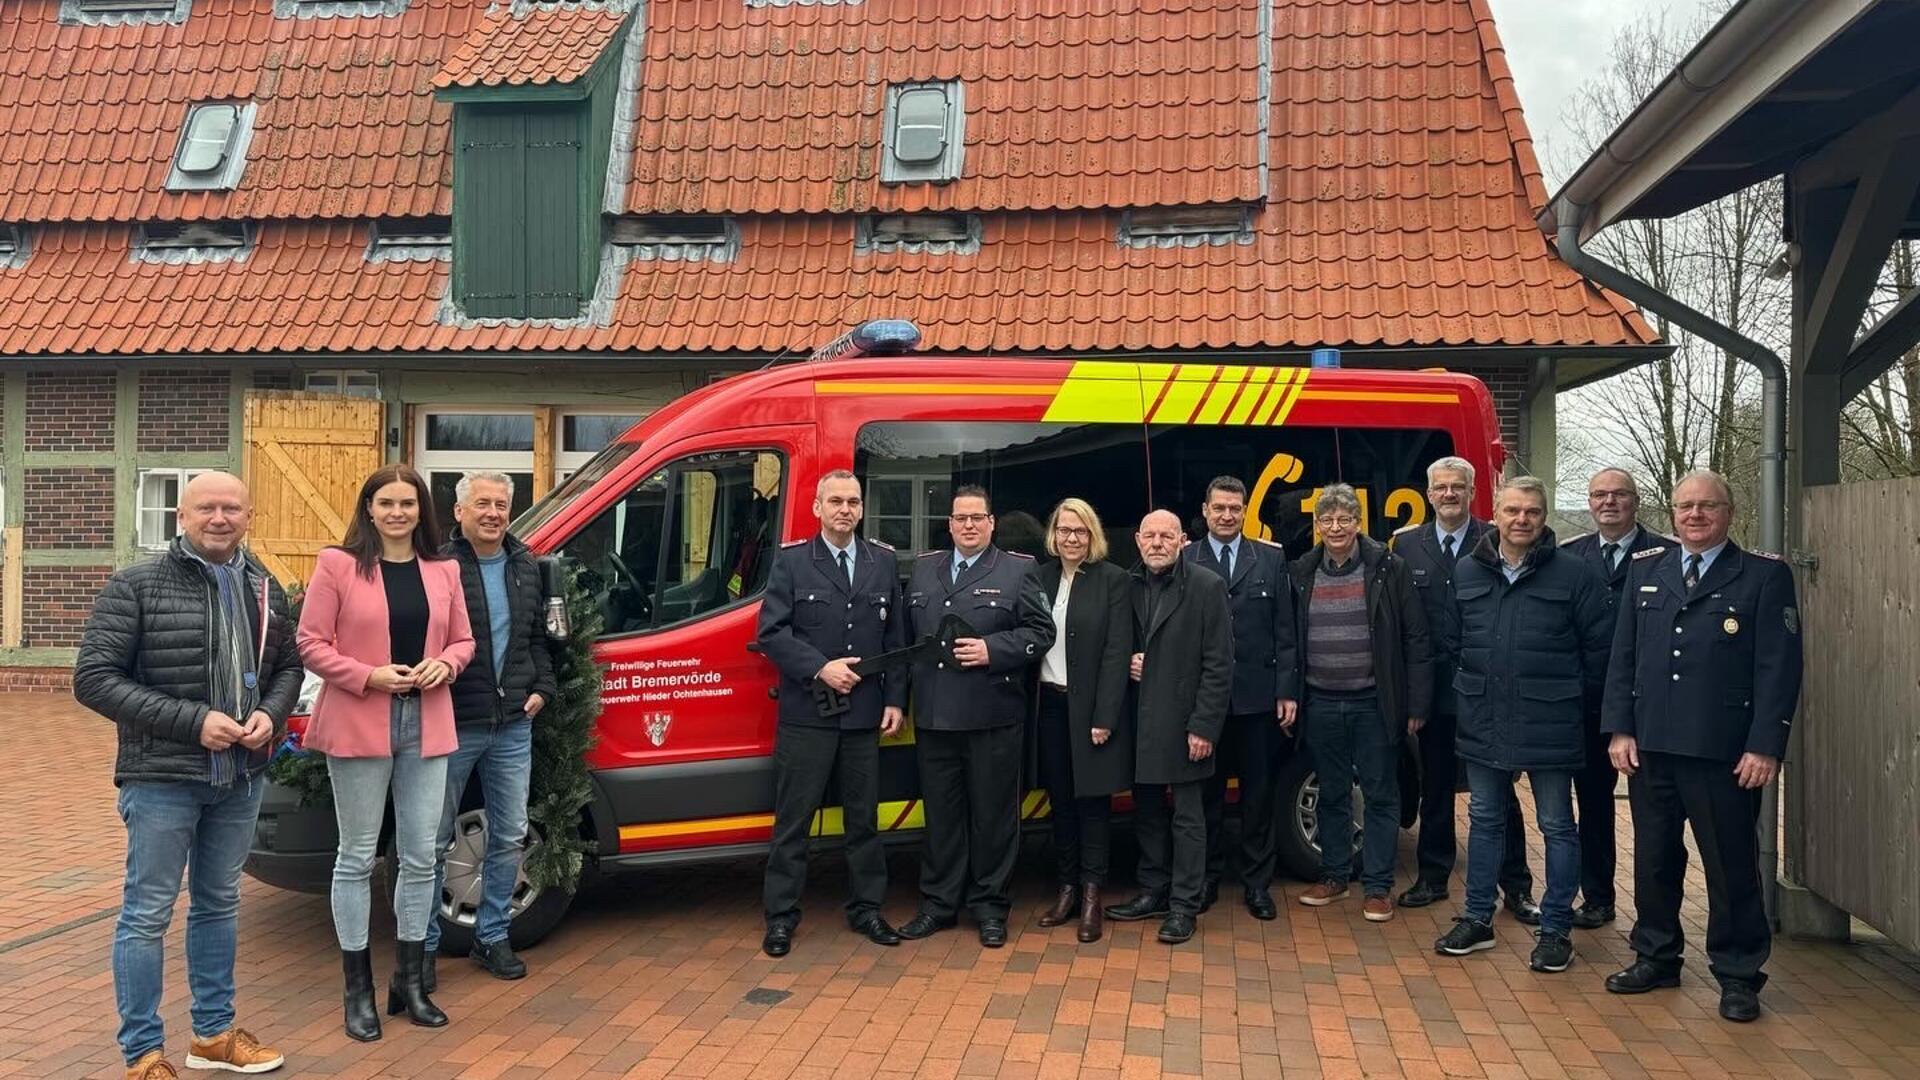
[
  {"left": 855, "top": 421, "right": 1454, "bottom": 563},
  {"left": 515, "top": 442, "right": 640, "bottom": 536}
]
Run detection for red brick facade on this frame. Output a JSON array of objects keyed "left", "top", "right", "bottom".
[
  {"left": 24, "top": 371, "right": 115, "bottom": 452},
  {"left": 23, "top": 468, "right": 115, "bottom": 548},
  {"left": 138, "top": 369, "right": 231, "bottom": 452},
  {"left": 20, "top": 565, "right": 112, "bottom": 649},
  {"left": 0, "top": 667, "right": 73, "bottom": 692}
]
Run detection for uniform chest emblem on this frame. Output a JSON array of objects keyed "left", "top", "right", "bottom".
[
  {"left": 1723, "top": 617, "right": 1740, "bottom": 635},
  {"left": 645, "top": 712, "right": 672, "bottom": 747}
]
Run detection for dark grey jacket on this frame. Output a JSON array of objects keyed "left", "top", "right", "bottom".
[
  {"left": 1389, "top": 518, "right": 1490, "bottom": 719},
  {"left": 1183, "top": 536, "right": 1299, "bottom": 714},
  {"left": 445, "top": 532, "right": 557, "bottom": 726},
  {"left": 74, "top": 538, "right": 304, "bottom": 786},
  {"left": 1129, "top": 557, "right": 1233, "bottom": 786},
  {"left": 1290, "top": 535, "right": 1433, "bottom": 734}
]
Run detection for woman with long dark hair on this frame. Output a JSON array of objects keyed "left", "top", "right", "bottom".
[
  {"left": 297, "top": 465, "right": 474, "bottom": 1041},
  {"left": 1032, "top": 497, "right": 1134, "bottom": 942}
]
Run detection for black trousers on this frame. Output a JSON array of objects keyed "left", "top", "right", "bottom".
[
  {"left": 1627, "top": 751, "right": 1771, "bottom": 989},
  {"left": 1134, "top": 780, "right": 1208, "bottom": 916},
  {"left": 1574, "top": 720, "right": 1619, "bottom": 907},
  {"left": 1413, "top": 711, "right": 1534, "bottom": 896},
  {"left": 916, "top": 725, "right": 1023, "bottom": 923},
  {"left": 1202, "top": 712, "right": 1283, "bottom": 893},
  {"left": 1036, "top": 688, "right": 1112, "bottom": 886},
  {"left": 763, "top": 724, "right": 886, "bottom": 928}
]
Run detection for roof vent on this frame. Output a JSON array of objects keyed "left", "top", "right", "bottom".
[
  {"left": 610, "top": 215, "right": 737, "bottom": 262},
  {"left": 60, "top": 0, "right": 189, "bottom": 25},
  {"left": 856, "top": 213, "right": 980, "bottom": 255},
  {"left": 166, "top": 103, "right": 257, "bottom": 192},
  {"left": 135, "top": 221, "right": 253, "bottom": 264},
  {"left": 881, "top": 82, "right": 965, "bottom": 185},
  {"left": 1119, "top": 205, "right": 1255, "bottom": 248},
  {"left": 369, "top": 216, "right": 453, "bottom": 261},
  {"left": 0, "top": 224, "right": 27, "bottom": 268}
]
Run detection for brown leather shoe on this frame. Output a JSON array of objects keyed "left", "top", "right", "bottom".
[
  {"left": 1362, "top": 895, "right": 1394, "bottom": 922},
  {"left": 125, "top": 1051, "right": 178, "bottom": 1079},
  {"left": 1037, "top": 884, "right": 1079, "bottom": 927},
  {"left": 186, "top": 1026, "right": 284, "bottom": 1073},
  {"left": 1298, "top": 881, "right": 1350, "bottom": 907},
  {"left": 1077, "top": 884, "right": 1104, "bottom": 943}
]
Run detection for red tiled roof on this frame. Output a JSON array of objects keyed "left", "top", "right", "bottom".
[
  {"left": 433, "top": 6, "right": 630, "bottom": 92},
  {"left": 0, "top": 0, "right": 1659, "bottom": 356}
]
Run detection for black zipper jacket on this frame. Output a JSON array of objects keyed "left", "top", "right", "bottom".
[{"left": 445, "top": 532, "right": 558, "bottom": 725}]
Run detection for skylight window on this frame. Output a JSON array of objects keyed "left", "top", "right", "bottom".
[
  {"left": 881, "top": 82, "right": 965, "bottom": 184},
  {"left": 166, "top": 103, "right": 257, "bottom": 192}
]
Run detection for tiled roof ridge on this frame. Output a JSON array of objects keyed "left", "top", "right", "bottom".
[{"left": 1465, "top": 0, "right": 1551, "bottom": 218}]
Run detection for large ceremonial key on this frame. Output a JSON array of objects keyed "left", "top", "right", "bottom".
[{"left": 810, "top": 614, "right": 976, "bottom": 719}]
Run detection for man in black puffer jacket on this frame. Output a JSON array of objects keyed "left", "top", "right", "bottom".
[
  {"left": 73, "top": 471, "right": 302, "bottom": 1079},
  {"left": 1434, "top": 477, "right": 1611, "bottom": 976},
  {"left": 424, "top": 472, "right": 556, "bottom": 984}
]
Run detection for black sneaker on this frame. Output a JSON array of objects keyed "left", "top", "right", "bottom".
[
  {"left": 470, "top": 938, "right": 528, "bottom": 980},
  {"left": 1530, "top": 932, "right": 1574, "bottom": 973},
  {"left": 1434, "top": 918, "right": 1496, "bottom": 956}
]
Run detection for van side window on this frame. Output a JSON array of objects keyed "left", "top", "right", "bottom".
[{"left": 558, "top": 450, "right": 784, "bottom": 636}]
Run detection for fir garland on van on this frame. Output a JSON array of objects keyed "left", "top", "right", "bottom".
[{"left": 522, "top": 562, "right": 604, "bottom": 891}]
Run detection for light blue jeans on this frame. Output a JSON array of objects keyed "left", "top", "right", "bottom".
[
  {"left": 113, "top": 777, "right": 264, "bottom": 1064},
  {"left": 327, "top": 696, "right": 448, "bottom": 949},
  {"left": 426, "top": 719, "right": 533, "bottom": 951}
]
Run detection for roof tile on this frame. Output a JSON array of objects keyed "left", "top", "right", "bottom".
[{"left": 432, "top": 6, "right": 630, "bottom": 92}]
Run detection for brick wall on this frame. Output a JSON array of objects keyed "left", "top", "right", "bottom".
[
  {"left": 24, "top": 371, "right": 116, "bottom": 452},
  {"left": 23, "top": 468, "right": 115, "bottom": 547},
  {"left": 1466, "top": 366, "right": 1528, "bottom": 452},
  {"left": 20, "top": 566, "right": 112, "bottom": 649},
  {"left": 0, "top": 668, "right": 74, "bottom": 692},
  {"left": 138, "top": 369, "right": 231, "bottom": 452}
]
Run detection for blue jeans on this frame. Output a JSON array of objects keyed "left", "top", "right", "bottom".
[
  {"left": 426, "top": 720, "right": 533, "bottom": 951},
  {"left": 1463, "top": 762, "right": 1579, "bottom": 937},
  {"left": 113, "top": 777, "right": 265, "bottom": 1065},
  {"left": 327, "top": 696, "right": 448, "bottom": 949},
  {"left": 1303, "top": 691, "right": 1399, "bottom": 895}
]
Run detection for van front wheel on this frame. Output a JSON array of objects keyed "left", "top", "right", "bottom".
[
  {"left": 431, "top": 810, "right": 574, "bottom": 955},
  {"left": 1273, "top": 750, "right": 1363, "bottom": 882}
]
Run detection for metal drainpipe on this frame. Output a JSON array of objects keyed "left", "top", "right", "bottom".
[{"left": 1554, "top": 213, "right": 1789, "bottom": 922}]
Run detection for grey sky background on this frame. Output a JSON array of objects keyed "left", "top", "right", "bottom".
[{"left": 1486, "top": 0, "right": 1713, "bottom": 188}]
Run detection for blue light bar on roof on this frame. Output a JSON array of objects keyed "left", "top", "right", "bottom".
[{"left": 809, "top": 319, "right": 923, "bottom": 362}]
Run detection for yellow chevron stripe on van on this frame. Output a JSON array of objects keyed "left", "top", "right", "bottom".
[
  {"left": 1193, "top": 366, "right": 1249, "bottom": 424},
  {"left": 1224, "top": 367, "right": 1277, "bottom": 424},
  {"left": 1269, "top": 368, "right": 1312, "bottom": 425},
  {"left": 1147, "top": 364, "right": 1215, "bottom": 423}
]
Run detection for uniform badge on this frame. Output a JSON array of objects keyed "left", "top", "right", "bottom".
[
  {"left": 1783, "top": 606, "right": 1799, "bottom": 633},
  {"left": 645, "top": 712, "right": 672, "bottom": 747},
  {"left": 1722, "top": 617, "right": 1740, "bottom": 635}
]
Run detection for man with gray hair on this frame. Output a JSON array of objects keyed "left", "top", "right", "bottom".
[
  {"left": 1288, "top": 483, "right": 1430, "bottom": 921},
  {"left": 426, "top": 470, "right": 557, "bottom": 984}
]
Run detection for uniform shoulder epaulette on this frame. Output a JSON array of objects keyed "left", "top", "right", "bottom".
[
  {"left": 1748, "top": 549, "right": 1783, "bottom": 561},
  {"left": 918, "top": 549, "right": 945, "bottom": 559},
  {"left": 1560, "top": 531, "right": 1590, "bottom": 546},
  {"left": 780, "top": 538, "right": 808, "bottom": 548},
  {"left": 1392, "top": 522, "right": 1420, "bottom": 535},
  {"left": 1006, "top": 550, "right": 1035, "bottom": 560},
  {"left": 1253, "top": 537, "right": 1283, "bottom": 549},
  {"left": 868, "top": 538, "right": 895, "bottom": 551},
  {"left": 1632, "top": 545, "right": 1666, "bottom": 560}
]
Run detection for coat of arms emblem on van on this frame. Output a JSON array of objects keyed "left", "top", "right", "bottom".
[{"left": 645, "top": 712, "right": 672, "bottom": 747}]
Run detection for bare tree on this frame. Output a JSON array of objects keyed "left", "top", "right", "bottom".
[{"left": 1840, "top": 239, "right": 1920, "bottom": 479}]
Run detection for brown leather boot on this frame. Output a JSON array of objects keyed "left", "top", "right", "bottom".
[
  {"left": 1037, "top": 884, "right": 1079, "bottom": 927},
  {"left": 1077, "top": 884, "right": 1104, "bottom": 943}
]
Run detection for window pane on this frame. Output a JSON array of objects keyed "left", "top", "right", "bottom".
[
  {"left": 894, "top": 87, "right": 949, "bottom": 163},
  {"left": 867, "top": 477, "right": 911, "bottom": 516},
  {"left": 139, "top": 471, "right": 181, "bottom": 512},
  {"left": 428, "top": 470, "right": 532, "bottom": 540},
  {"left": 874, "top": 519, "right": 911, "bottom": 550},
  {"left": 518, "top": 443, "right": 639, "bottom": 535},
  {"left": 557, "top": 468, "right": 670, "bottom": 636},
  {"left": 304, "top": 373, "right": 341, "bottom": 391},
  {"left": 562, "top": 414, "right": 642, "bottom": 454},
  {"left": 140, "top": 509, "right": 175, "bottom": 548},
  {"left": 654, "top": 452, "right": 783, "bottom": 627},
  {"left": 425, "top": 413, "right": 535, "bottom": 452}
]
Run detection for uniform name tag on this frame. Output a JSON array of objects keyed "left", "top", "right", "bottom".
[
  {"left": 1639, "top": 585, "right": 1659, "bottom": 593},
  {"left": 973, "top": 587, "right": 1002, "bottom": 596}
]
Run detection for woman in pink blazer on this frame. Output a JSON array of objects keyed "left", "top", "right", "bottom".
[{"left": 297, "top": 464, "right": 473, "bottom": 1042}]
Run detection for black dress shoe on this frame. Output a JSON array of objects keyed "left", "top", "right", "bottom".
[
  {"left": 1104, "top": 892, "right": 1172, "bottom": 922},
  {"left": 851, "top": 916, "right": 902, "bottom": 946},
  {"left": 1199, "top": 880, "right": 1219, "bottom": 913},
  {"left": 1605, "top": 959, "right": 1682, "bottom": 994},
  {"left": 1245, "top": 890, "right": 1277, "bottom": 920},
  {"left": 1718, "top": 983, "right": 1760, "bottom": 1023},
  {"left": 977, "top": 919, "right": 1008, "bottom": 948},
  {"left": 471, "top": 939, "right": 528, "bottom": 980},
  {"left": 1156, "top": 913, "right": 1196, "bottom": 944},
  {"left": 1571, "top": 902, "right": 1616, "bottom": 929},
  {"left": 1504, "top": 892, "right": 1542, "bottom": 926},
  {"left": 896, "top": 912, "right": 957, "bottom": 940},
  {"left": 762, "top": 923, "right": 794, "bottom": 957},
  {"left": 1396, "top": 880, "right": 1449, "bottom": 908}
]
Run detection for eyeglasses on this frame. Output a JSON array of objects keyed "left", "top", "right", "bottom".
[
  {"left": 1672, "top": 500, "right": 1728, "bottom": 514},
  {"left": 1428, "top": 483, "right": 1470, "bottom": 495},
  {"left": 1588, "top": 489, "right": 1635, "bottom": 502},
  {"left": 949, "top": 513, "right": 991, "bottom": 526},
  {"left": 1053, "top": 526, "right": 1091, "bottom": 540},
  {"left": 1316, "top": 516, "right": 1358, "bottom": 529}
]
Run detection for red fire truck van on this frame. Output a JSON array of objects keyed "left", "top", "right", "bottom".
[{"left": 246, "top": 342, "right": 1503, "bottom": 950}]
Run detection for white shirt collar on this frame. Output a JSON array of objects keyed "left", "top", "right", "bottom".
[
  {"left": 1435, "top": 519, "right": 1471, "bottom": 549},
  {"left": 821, "top": 533, "right": 854, "bottom": 561},
  {"left": 1598, "top": 525, "right": 1639, "bottom": 550},
  {"left": 1211, "top": 535, "right": 1239, "bottom": 562},
  {"left": 1680, "top": 539, "right": 1729, "bottom": 577}
]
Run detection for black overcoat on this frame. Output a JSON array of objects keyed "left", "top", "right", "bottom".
[
  {"left": 1129, "top": 558, "right": 1233, "bottom": 786},
  {"left": 1031, "top": 558, "right": 1135, "bottom": 796}
]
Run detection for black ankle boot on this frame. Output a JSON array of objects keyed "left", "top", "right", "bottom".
[
  {"left": 422, "top": 948, "right": 437, "bottom": 994},
  {"left": 341, "top": 948, "right": 381, "bottom": 1042},
  {"left": 386, "top": 940, "right": 448, "bottom": 1027}
]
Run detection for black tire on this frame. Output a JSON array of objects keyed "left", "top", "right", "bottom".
[
  {"left": 430, "top": 811, "right": 576, "bottom": 954},
  {"left": 1273, "top": 749, "right": 1362, "bottom": 882}
]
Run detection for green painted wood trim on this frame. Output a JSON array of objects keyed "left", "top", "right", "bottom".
[
  {"left": 133, "top": 453, "right": 239, "bottom": 470},
  {"left": 2, "top": 369, "right": 23, "bottom": 528},
  {"left": 436, "top": 82, "right": 594, "bottom": 104},
  {"left": 21, "top": 452, "right": 118, "bottom": 467},
  {"left": 22, "top": 549, "right": 119, "bottom": 566},
  {"left": 227, "top": 367, "right": 247, "bottom": 472},
  {"left": 0, "top": 647, "right": 79, "bottom": 667},
  {"left": 115, "top": 368, "right": 138, "bottom": 567}
]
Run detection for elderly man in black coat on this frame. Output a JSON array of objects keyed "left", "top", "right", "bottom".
[{"left": 1103, "top": 509, "right": 1233, "bottom": 945}]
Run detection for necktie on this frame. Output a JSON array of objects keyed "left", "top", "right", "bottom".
[
  {"left": 1602, "top": 542, "right": 1620, "bottom": 573},
  {"left": 1441, "top": 533, "right": 1457, "bottom": 562},
  {"left": 1218, "top": 543, "right": 1233, "bottom": 581},
  {"left": 954, "top": 558, "right": 969, "bottom": 584},
  {"left": 838, "top": 549, "right": 852, "bottom": 585},
  {"left": 1684, "top": 553, "right": 1702, "bottom": 591}
]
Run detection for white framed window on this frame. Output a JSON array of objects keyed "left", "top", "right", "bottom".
[
  {"left": 137, "top": 469, "right": 208, "bottom": 551},
  {"left": 557, "top": 410, "right": 647, "bottom": 480},
  {"left": 303, "top": 369, "right": 382, "bottom": 399},
  {"left": 414, "top": 406, "right": 537, "bottom": 536},
  {"left": 862, "top": 473, "right": 951, "bottom": 555}
]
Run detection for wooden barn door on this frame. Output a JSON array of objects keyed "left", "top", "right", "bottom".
[{"left": 242, "top": 391, "right": 383, "bottom": 588}]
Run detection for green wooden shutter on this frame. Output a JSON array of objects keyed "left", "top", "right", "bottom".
[
  {"left": 522, "top": 106, "right": 584, "bottom": 319},
  {"left": 456, "top": 108, "right": 529, "bottom": 319}
]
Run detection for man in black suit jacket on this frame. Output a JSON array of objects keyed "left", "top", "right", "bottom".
[
  {"left": 1182, "top": 476, "right": 1298, "bottom": 920},
  {"left": 1558, "top": 467, "right": 1666, "bottom": 929},
  {"left": 754, "top": 471, "right": 907, "bottom": 957},
  {"left": 1390, "top": 457, "right": 1537, "bottom": 924}
]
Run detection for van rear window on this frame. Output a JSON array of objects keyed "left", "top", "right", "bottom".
[{"left": 854, "top": 421, "right": 1453, "bottom": 562}]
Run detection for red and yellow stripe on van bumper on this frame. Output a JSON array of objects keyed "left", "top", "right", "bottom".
[{"left": 616, "top": 790, "right": 1054, "bottom": 855}]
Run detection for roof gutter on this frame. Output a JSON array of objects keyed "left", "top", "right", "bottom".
[{"left": 1553, "top": 210, "right": 1788, "bottom": 922}]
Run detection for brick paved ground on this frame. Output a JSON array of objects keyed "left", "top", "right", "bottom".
[{"left": 4, "top": 691, "right": 1919, "bottom": 1079}]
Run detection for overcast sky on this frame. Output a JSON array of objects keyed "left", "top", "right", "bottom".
[{"left": 1486, "top": 0, "right": 1714, "bottom": 189}]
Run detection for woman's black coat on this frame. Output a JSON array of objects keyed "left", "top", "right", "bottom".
[{"left": 1031, "top": 558, "right": 1135, "bottom": 796}]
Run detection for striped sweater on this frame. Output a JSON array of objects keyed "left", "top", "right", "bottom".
[{"left": 1305, "top": 557, "right": 1375, "bottom": 692}]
